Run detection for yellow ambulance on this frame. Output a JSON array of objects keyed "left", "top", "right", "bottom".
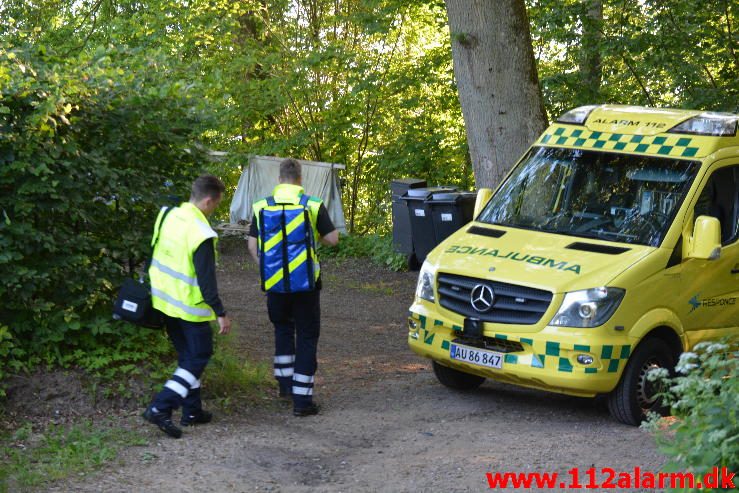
[{"left": 407, "top": 105, "right": 738, "bottom": 425}]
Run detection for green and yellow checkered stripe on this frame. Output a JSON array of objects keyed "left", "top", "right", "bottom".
[
  {"left": 410, "top": 313, "right": 631, "bottom": 375},
  {"left": 529, "top": 340, "right": 631, "bottom": 374},
  {"left": 538, "top": 125, "right": 701, "bottom": 158}
]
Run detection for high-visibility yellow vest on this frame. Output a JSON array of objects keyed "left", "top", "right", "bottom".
[
  {"left": 252, "top": 184, "right": 322, "bottom": 292},
  {"left": 149, "top": 202, "right": 218, "bottom": 322}
]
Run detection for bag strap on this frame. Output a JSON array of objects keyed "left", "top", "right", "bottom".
[
  {"left": 303, "top": 207, "right": 315, "bottom": 290},
  {"left": 259, "top": 207, "right": 267, "bottom": 291},
  {"left": 151, "top": 207, "right": 173, "bottom": 252},
  {"left": 279, "top": 206, "right": 290, "bottom": 292},
  {"left": 143, "top": 207, "right": 173, "bottom": 279}
]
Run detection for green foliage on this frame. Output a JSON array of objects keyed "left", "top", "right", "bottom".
[
  {"left": 643, "top": 341, "right": 738, "bottom": 490},
  {"left": 0, "top": 419, "right": 147, "bottom": 491},
  {"left": 0, "top": 326, "right": 21, "bottom": 398},
  {"left": 61, "top": 327, "right": 173, "bottom": 401},
  {"left": 0, "top": 0, "right": 473, "bottom": 231},
  {"left": 319, "top": 234, "right": 407, "bottom": 271},
  {"left": 0, "top": 41, "right": 209, "bottom": 385},
  {"left": 200, "top": 0, "right": 471, "bottom": 232},
  {"left": 529, "top": 0, "right": 737, "bottom": 117}
]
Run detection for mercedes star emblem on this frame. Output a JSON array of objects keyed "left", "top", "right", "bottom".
[{"left": 470, "top": 284, "right": 495, "bottom": 313}]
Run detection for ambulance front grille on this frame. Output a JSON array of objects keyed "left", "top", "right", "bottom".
[
  {"left": 437, "top": 273, "right": 553, "bottom": 325},
  {"left": 454, "top": 337, "right": 525, "bottom": 354}
]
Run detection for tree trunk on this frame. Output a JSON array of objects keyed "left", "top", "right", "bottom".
[
  {"left": 580, "top": 0, "right": 603, "bottom": 100},
  {"left": 444, "top": 0, "right": 547, "bottom": 189}
]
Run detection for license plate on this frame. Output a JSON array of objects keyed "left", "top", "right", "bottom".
[{"left": 449, "top": 343, "right": 503, "bottom": 369}]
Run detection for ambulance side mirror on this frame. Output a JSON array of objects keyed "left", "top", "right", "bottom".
[
  {"left": 474, "top": 188, "right": 494, "bottom": 218},
  {"left": 686, "top": 215, "right": 721, "bottom": 260}
]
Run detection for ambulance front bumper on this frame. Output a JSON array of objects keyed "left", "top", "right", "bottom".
[{"left": 407, "top": 308, "right": 632, "bottom": 397}]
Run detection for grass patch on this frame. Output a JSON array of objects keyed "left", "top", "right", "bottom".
[
  {"left": 0, "top": 330, "right": 273, "bottom": 491},
  {"left": 201, "top": 335, "right": 274, "bottom": 412},
  {"left": 0, "top": 419, "right": 146, "bottom": 492},
  {"left": 318, "top": 234, "right": 407, "bottom": 271}
]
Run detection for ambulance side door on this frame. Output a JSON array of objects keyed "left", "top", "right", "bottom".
[{"left": 679, "top": 161, "right": 739, "bottom": 347}]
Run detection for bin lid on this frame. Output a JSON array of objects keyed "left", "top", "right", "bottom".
[
  {"left": 429, "top": 192, "right": 461, "bottom": 201},
  {"left": 391, "top": 178, "right": 427, "bottom": 197},
  {"left": 402, "top": 186, "right": 457, "bottom": 200},
  {"left": 428, "top": 190, "right": 477, "bottom": 203}
]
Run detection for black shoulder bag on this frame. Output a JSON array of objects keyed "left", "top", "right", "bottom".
[{"left": 112, "top": 207, "right": 173, "bottom": 329}]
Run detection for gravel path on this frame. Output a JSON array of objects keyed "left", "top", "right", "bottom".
[{"left": 47, "top": 245, "right": 666, "bottom": 492}]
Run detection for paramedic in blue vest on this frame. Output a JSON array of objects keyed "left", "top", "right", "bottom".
[
  {"left": 247, "top": 158, "right": 339, "bottom": 417},
  {"left": 143, "top": 175, "right": 232, "bottom": 438}
]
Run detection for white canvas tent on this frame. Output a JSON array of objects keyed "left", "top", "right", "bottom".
[{"left": 230, "top": 156, "right": 347, "bottom": 234}]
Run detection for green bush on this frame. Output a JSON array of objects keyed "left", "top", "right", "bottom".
[
  {"left": 644, "top": 341, "right": 738, "bottom": 490},
  {"left": 0, "top": 42, "right": 210, "bottom": 384},
  {"left": 318, "top": 233, "right": 407, "bottom": 271},
  {"left": 0, "top": 326, "right": 22, "bottom": 397}
]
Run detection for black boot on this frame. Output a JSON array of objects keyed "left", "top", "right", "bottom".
[
  {"left": 143, "top": 407, "right": 183, "bottom": 438},
  {"left": 180, "top": 409, "right": 213, "bottom": 426},
  {"left": 293, "top": 403, "right": 320, "bottom": 417}
]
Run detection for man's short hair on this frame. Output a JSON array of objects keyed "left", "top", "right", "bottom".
[
  {"left": 279, "top": 158, "right": 302, "bottom": 183},
  {"left": 191, "top": 174, "right": 225, "bottom": 201}
]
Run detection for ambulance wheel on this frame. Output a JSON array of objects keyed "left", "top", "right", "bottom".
[
  {"left": 607, "top": 338, "right": 674, "bottom": 426},
  {"left": 407, "top": 253, "right": 421, "bottom": 271},
  {"left": 432, "top": 361, "right": 485, "bottom": 390}
]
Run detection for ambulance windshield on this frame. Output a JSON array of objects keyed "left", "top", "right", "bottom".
[{"left": 478, "top": 146, "right": 700, "bottom": 246}]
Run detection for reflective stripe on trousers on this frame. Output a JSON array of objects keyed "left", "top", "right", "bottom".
[
  {"left": 164, "top": 367, "right": 197, "bottom": 398},
  {"left": 292, "top": 372, "right": 314, "bottom": 395},
  {"left": 274, "top": 354, "right": 295, "bottom": 377}
]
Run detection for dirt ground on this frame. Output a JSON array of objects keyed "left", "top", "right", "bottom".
[{"left": 42, "top": 242, "right": 666, "bottom": 492}]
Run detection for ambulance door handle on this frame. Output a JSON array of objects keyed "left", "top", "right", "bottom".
[{"left": 732, "top": 264, "right": 739, "bottom": 274}]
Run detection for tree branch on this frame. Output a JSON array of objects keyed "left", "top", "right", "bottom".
[
  {"left": 61, "top": 0, "right": 105, "bottom": 57},
  {"left": 620, "top": 53, "right": 654, "bottom": 106},
  {"left": 725, "top": 0, "right": 738, "bottom": 65}
]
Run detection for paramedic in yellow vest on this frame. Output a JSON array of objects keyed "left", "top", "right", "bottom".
[
  {"left": 143, "top": 175, "right": 232, "bottom": 438},
  {"left": 248, "top": 158, "right": 339, "bottom": 417}
]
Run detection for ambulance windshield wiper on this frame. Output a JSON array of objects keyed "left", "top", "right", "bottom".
[{"left": 588, "top": 230, "right": 639, "bottom": 242}]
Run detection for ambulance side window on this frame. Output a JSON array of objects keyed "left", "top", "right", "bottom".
[{"left": 694, "top": 166, "right": 739, "bottom": 244}]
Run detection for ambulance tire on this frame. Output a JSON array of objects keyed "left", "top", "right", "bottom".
[
  {"left": 432, "top": 361, "right": 485, "bottom": 391},
  {"left": 607, "top": 338, "right": 674, "bottom": 426},
  {"left": 407, "top": 253, "right": 421, "bottom": 271}
]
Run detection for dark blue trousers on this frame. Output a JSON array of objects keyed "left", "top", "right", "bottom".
[
  {"left": 150, "top": 315, "right": 213, "bottom": 415},
  {"left": 267, "top": 289, "right": 320, "bottom": 409}
]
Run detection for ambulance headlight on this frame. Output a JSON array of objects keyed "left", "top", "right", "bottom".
[
  {"left": 556, "top": 105, "right": 598, "bottom": 125},
  {"left": 415, "top": 261, "right": 436, "bottom": 303},
  {"left": 550, "top": 287, "right": 625, "bottom": 328},
  {"left": 668, "top": 112, "right": 737, "bottom": 136}
]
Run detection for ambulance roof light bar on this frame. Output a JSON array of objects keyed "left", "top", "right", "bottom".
[
  {"left": 668, "top": 112, "right": 738, "bottom": 137},
  {"left": 555, "top": 105, "right": 598, "bottom": 125}
]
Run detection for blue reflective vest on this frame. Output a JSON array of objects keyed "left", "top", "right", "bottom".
[{"left": 253, "top": 188, "right": 321, "bottom": 293}]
